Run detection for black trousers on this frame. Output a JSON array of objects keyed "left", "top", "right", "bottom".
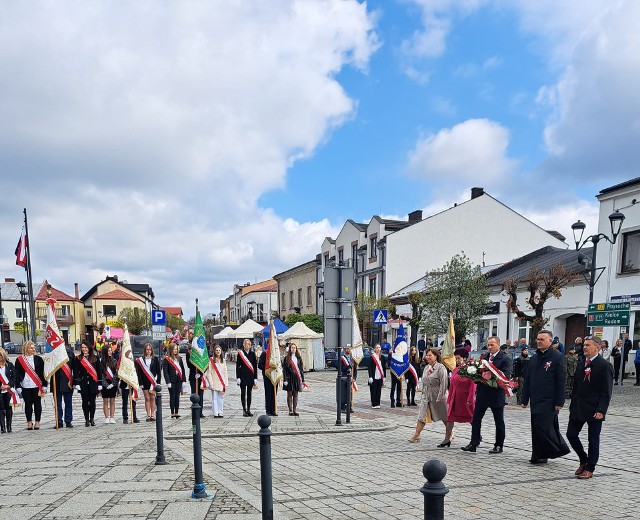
[
  {"left": 471, "top": 402, "right": 505, "bottom": 447},
  {"left": 340, "top": 376, "right": 352, "bottom": 409},
  {"left": 263, "top": 377, "right": 277, "bottom": 415},
  {"left": 636, "top": 363, "right": 640, "bottom": 385},
  {"left": 370, "top": 378, "right": 382, "bottom": 406},
  {"left": 120, "top": 388, "right": 138, "bottom": 420},
  {"left": 614, "top": 357, "right": 621, "bottom": 382},
  {"left": 0, "top": 392, "right": 11, "bottom": 412},
  {"left": 406, "top": 379, "right": 417, "bottom": 404},
  {"left": 22, "top": 388, "right": 42, "bottom": 422},
  {"left": 567, "top": 417, "right": 603, "bottom": 472},
  {"left": 168, "top": 383, "right": 181, "bottom": 414},
  {"left": 240, "top": 384, "right": 253, "bottom": 412},
  {"left": 80, "top": 390, "right": 96, "bottom": 420},
  {"left": 390, "top": 375, "right": 401, "bottom": 405}
]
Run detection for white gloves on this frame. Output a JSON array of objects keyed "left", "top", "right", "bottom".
[
  {"left": 107, "top": 384, "right": 114, "bottom": 390},
  {"left": 74, "top": 385, "right": 81, "bottom": 391},
  {"left": 253, "top": 379, "right": 258, "bottom": 385},
  {"left": 17, "top": 388, "right": 22, "bottom": 397},
  {"left": 368, "top": 377, "right": 373, "bottom": 384},
  {"left": 283, "top": 381, "right": 288, "bottom": 386},
  {"left": 167, "top": 383, "right": 172, "bottom": 388},
  {"left": 195, "top": 373, "right": 201, "bottom": 379},
  {"left": 236, "top": 378, "right": 241, "bottom": 386},
  {"left": 98, "top": 385, "right": 103, "bottom": 391}
]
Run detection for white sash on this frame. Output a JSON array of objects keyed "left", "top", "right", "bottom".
[
  {"left": 372, "top": 354, "right": 384, "bottom": 381},
  {"left": 238, "top": 350, "right": 255, "bottom": 374},
  {"left": 0, "top": 371, "right": 18, "bottom": 406},
  {"left": 164, "top": 356, "right": 183, "bottom": 380},
  {"left": 136, "top": 358, "right": 157, "bottom": 391}
]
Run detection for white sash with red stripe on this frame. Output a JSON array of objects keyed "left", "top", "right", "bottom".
[
  {"left": 136, "top": 358, "right": 157, "bottom": 391},
  {"left": 238, "top": 350, "right": 255, "bottom": 375},
  {"left": 372, "top": 353, "right": 384, "bottom": 381},
  {"left": 407, "top": 364, "right": 419, "bottom": 385},
  {"left": 79, "top": 356, "right": 99, "bottom": 383},
  {"left": 211, "top": 358, "right": 226, "bottom": 392},
  {"left": 290, "top": 357, "right": 307, "bottom": 389},
  {"left": 131, "top": 386, "right": 140, "bottom": 400},
  {"left": 341, "top": 355, "right": 350, "bottom": 366},
  {"left": 164, "top": 356, "right": 183, "bottom": 380},
  {"left": 0, "top": 371, "right": 19, "bottom": 406},
  {"left": 482, "top": 359, "right": 517, "bottom": 397},
  {"left": 17, "top": 355, "right": 44, "bottom": 394},
  {"left": 105, "top": 366, "right": 115, "bottom": 382}
]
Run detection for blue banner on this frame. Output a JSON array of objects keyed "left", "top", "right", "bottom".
[{"left": 389, "top": 324, "right": 410, "bottom": 378}]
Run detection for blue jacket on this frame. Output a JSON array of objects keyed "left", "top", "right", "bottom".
[{"left": 635, "top": 348, "right": 640, "bottom": 364}]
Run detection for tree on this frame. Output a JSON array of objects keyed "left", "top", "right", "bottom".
[
  {"left": 118, "top": 307, "right": 150, "bottom": 335},
  {"left": 503, "top": 263, "right": 578, "bottom": 343},
  {"left": 166, "top": 313, "right": 186, "bottom": 332},
  {"left": 355, "top": 293, "right": 395, "bottom": 346},
  {"left": 419, "top": 253, "right": 490, "bottom": 344},
  {"left": 13, "top": 321, "right": 41, "bottom": 338},
  {"left": 407, "top": 291, "right": 426, "bottom": 347},
  {"left": 284, "top": 313, "right": 324, "bottom": 333}
]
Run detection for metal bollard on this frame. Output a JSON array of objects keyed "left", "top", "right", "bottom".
[
  {"left": 155, "top": 384, "right": 166, "bottom": 465},
  {"left": 420, "top": 459, "right": 449, "bottom": 520},
  {"left": 335, "top": 368, "right": 342, "bottom": 426},
  {"left": 345, "top": 371, "right": 351, "bottom": 424},
  {"left": 190, "top": 393, "right": 208, "bottom": 498},
  {"left": 257, "top": 415, "right": 274, "bottom": 520}
]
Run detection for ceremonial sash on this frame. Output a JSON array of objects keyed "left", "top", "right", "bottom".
[
  {"left": 105, "top": 367, "right": 115, "bottom": 382},
  {"left": 200, "top": 369, "right": 209, "bottom": 390},
  {"left": 341, "top": 355, "right": 350, "bottom": 366},
  {"left": 164, "top": 356, "right": 183, "bottom": 380},
  {"left": 17, "top": 356, "right": 44, "bottom": 394},
  {"left": 136, "top": 358, "right": 157, "bottom": 391},
  {"left": 131, "top": 386, "right": 140, "bottom": 400},
  {"left": 0, "top": 371, "right": 19, "bottom": 406},
  {"left": 211, "top": 358, "right": 226, "bottom": 392},
  {"left": 407, "top": 364, "right": 419, "bottom": 385},
  {"left": 79, "top": 356, "right": 99, "bottom": 383},
  {"left": 61, "top": 363, "right": 72, "bottom": 386},
  {"left": 372, "top": 354, "right": 384, "bottom": 381},
  {"left": 482, "top": 359, "right": 517, "bottom": 397},
  {"left": 238, "top": 350, "right": 255, "bottom": 375},
  {"left": 290, "top": 358, "right": 307, "bottom": 389}
]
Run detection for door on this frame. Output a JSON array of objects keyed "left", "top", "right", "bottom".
[{"left": 565, "top": 314, "right": 586, "bottom": 347}]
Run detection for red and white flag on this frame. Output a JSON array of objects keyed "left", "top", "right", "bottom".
[
  {"left": 43, "top": 298, "right": 70, "bottom": 380},
  {"left": 15, "top": 227, "right": 27, "bottom": 269}
]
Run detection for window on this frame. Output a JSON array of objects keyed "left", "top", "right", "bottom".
[
  {"left": 517, "top": 320, "right": 530, "bottom": 343},
  {"left": 102, "top": 305, "right": 117, "bottom": 317},
  {"left": 289, "top": 291, "right": 294, "bottom": 309},
  {"left": 86, "top": 310, "right": 92, "bottom": 318},
  {"left": 61, "top": 305, "right": 71, "bottom": 317},
  {"left": 297, "top": 288, "right": 302, "bottom": 307},
  {"left": 369, "top": 236, "right": 377, "bottom": 258},
  {"left": 338, "top": 248, "right": 344, "bottom": 263},
  {"left": 257, "top": 304, "right": 264, "bottom": 322},
  {"left": 369, "top": 276, "right": 377, "bottom": 297},
  {"left": 352, "top": 244, "right": 358, "bottom": 272},
  {"left": 621, "top": 230, "right": 640, "bottom": 273},
  {"left": 307, "top": 286, "right": 312, "bottom": 306},
  {"left": 281, "top": 292, "right": 286, "bottom": 311},
  {"left": 16, "top": 308, "right": 25, "bottom": 319}
]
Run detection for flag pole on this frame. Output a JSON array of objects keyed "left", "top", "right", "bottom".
[
  {"left": 23, "top": 208, "right": 37, "bottom": 342},
  {"left": 129, "top": 388, "right": 134, "bottom": 424},
  {"left": 400, "top": 375, "right": 404, "bottom": 408},
  {"left": 52, "top": 372, "right": 59, "bottom": 429},
  {"left": 273, "top": 383, "right": 278, "bottom": 416}
]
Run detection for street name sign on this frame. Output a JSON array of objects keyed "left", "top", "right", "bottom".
[{"left": 587, "top": 302, "right": 630, "bottom": 327}]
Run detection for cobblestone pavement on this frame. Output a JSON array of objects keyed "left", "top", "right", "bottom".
[{"left": 1, "top": 362, "right": 638, "bottom": 519}]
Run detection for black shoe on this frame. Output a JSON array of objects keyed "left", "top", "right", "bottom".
[
  {"left": 133, "top": 418, "right": 140, "bottom": 423},
  {"left": 489, "top": 446, "right": 503, "bottom": 454},
  {"left": 247, "top": 411, "right": 253, "bottom": 417},
  {"left": 243, "top": 411, "right": 249, "bottom": 417},
  {"left": 391, "top": 402, "right": 396, "bottom": 408},
  {"left": 90, "top": 419, "right": 95, "bottom": 426},
  {"left": 200, "top": 414, "right": 205, "bottom": 418},
  {"left": 85, "top": 420, "right": 90, "bottom": 427},
  {"left": 123, "top": 419, "right": 129, "bottom": 424},
  {"left": 461, "top": 444, "right": 477, "bottom": 452},
  {"left": 57, "top": 423, "right": 64, "bottom": 428},
  {"left": 530, "top": 458, "right": 548, "bottom": 464},
  {"left": 65, "top": 423, "right": 73, "bottom": 428},
  {"left": 437, "top": 441, "right": 451, "bottom": 448},
  {"left": 615, "top": 381, "right": 619, "bottom": 385},
  {"left": 288, "top": 412, "right": 294, "bottom": 416},
  {"left": 293, "top": 412, "right": 299, "bottom": 416}
]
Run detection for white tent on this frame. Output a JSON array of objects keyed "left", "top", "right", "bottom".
[
  {"left": 227, "top": 319, "right": 263, "bottom": 339},
  {"left": 281, "top": 322, "right": 324, "bottom": 371},
  {"left": 213, "top": 326, "right": 234, "bottom": 339}
]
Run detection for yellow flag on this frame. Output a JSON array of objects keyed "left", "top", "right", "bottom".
[{"left": 441, "top": 314, "right": 456, "bottom": 371}]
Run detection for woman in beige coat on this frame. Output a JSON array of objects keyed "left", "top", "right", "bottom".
[
  {"left": 408, "top": 348, "right": 448, "bottom": 442},
  {"left": 208, "top": 345, "right": 228, "bottom": 418}
]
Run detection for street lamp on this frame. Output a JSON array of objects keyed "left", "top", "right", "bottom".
[
  {"left": 571, "top": 210, "right": 625, "bottom": 307},
  {"left": 17, "top": 282, "right": 29, "bottom": 342}
]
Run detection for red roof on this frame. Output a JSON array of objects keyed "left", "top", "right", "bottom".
[
  {"left": 94, "top": 289, "right": 141, "bottom": 301},
  {"left": 35, "top": 282, "right": 75, "bottom": 301},
  {"left": 162, "top": 307, "right": 183, "bottom": 316}
]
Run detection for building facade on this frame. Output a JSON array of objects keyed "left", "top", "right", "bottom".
[{"left": 273, "top": 260, "right": 318, "bottom": 320}]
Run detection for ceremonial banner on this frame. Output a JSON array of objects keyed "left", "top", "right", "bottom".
[
  {"left": 117, "top": 324, "right": 139, "bottom": 390},
  {"left": 351, "top": 306, "right": 364, "bottom": 365},
  {"left": 265, "top": 320, "right": 283, "bottom": 386},
  {"left": 390, "top": 324, "right": 410, "bottom": 378},
  {"left": 190, "top": 307, "right": 209, "bottom": 373},
  {"left": 441, "top": 314, "right": 456, "bottom": 371},
  {"left": 43, "top": 298, "right": 69, "bottom": 380},
  {"left": 14, "top": 227, "right": 27, "bottom": 269}
]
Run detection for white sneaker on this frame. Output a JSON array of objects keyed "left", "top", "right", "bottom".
[
  {"left": 109, "top": 418, "right": 116, "bottom": 424},
  {"left": 104, "top": 418, "right": 110, "bottom": 424}
]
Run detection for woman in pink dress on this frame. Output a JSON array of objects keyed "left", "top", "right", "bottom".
[{"left": 438, "top": 348, "right": 476, "bottom": 448}]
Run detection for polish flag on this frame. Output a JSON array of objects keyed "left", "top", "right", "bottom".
[{"left": 15, "top": 228, "right": 27, "bottom": 269}]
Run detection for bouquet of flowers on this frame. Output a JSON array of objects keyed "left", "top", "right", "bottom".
[{"left": 458, "top": 357, "right": 518, "bottom": 396}]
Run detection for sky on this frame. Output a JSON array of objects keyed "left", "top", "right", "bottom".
[{"left": 1, "top": 0, "right": 639, "bottom": 318}]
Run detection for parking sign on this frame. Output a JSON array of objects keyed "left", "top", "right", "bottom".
[{"left": 152, "top": 310, "right": 166, "bottom": 325}]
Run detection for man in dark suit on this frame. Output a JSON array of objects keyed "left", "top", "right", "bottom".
[
  {"left": 521, "top": 330, "right": 570, "bottom": 464},
  {"left": 462, "top": 336, "right": 511, "bottom": 454},
  {"left": 566, "top": 335, "right": 614, "bottom": 479}
]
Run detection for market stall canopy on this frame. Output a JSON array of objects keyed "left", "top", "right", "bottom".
[
  {"left": 227, "top": 319, "right": 263, "bottom": 339},
  {"left": 262, "top": 318, "right": 289, "bottom": 339},
  {"left": 280, "top": 321, "right": 324, "bottom": 340},
  {"left": 213, "top": 326, "right": 234, "bottom": 339}
]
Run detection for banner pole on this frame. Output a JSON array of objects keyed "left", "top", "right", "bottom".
[{"left": 53, "top": 371, "right": 59, "bottom": 429}]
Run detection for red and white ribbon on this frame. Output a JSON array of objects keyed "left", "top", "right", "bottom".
[
  {"left": 17, "top": 356, "right": 44, "bottom": 394},
  {"left": 238, "top": 350, "right": 255, "bottom": 375},
  {"left": 482, "top": 359, "right": 517, "bottom": 397},
  {"left": 0, "top": 371, "right": 19, "bottom": 406}
]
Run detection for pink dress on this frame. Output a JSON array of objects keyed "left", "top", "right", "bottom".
[{"left": 447, "top": 366, "right": 476, "bottom": 423}]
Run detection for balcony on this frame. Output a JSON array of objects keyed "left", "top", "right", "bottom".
[{"left": 36, "top": 308, "right": 75, "bottom": 326}]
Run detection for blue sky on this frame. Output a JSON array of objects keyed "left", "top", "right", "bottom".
[{"left": 1, "top": 1, "right": 638, "bottom": 315}]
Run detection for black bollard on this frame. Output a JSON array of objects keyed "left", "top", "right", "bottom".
[
  {"left": 345, "top": 370, "right": 351, "bottom": 424},
  {"left": 155, "top": 384, "right": 166, "bottom": 465},
  {"left": 257, "top": 415, "right": 274, "bottom": 520},
  {"left": 420, "top": 459, "right": 449, "bottom": 520},
  {"left": 191, "top": 393, "right": 208, "bottom": 498}
]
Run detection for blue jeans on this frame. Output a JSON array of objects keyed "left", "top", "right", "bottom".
[{"left": 56, "top": 391, "right": 73, "bottom": 425}]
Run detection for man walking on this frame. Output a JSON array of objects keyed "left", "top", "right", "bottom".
[
  {"left": 462, "top": 336, "right": 511, "bottom": 454},
  {"left": 566, "top": 335, "right": 614, "bottom": 480},
  {"left": 521, "top": 330, "right": 570, "bottom": 464}
]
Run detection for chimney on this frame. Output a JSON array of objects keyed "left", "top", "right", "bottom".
[
  {"left": 74, "top": 283, "right": 79, "bottom": 299},
  {"left": 471, "top": 187, "right": 485, "bottom": 199},
  {"left": 408, "top": 210, "right": 422, "bottom": 224},
  {"left": 4, "top": 277, "right": 16, "bottom": 283}
]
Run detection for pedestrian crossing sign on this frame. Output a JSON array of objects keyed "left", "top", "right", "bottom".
[{"left": 373, "top": 309, "right": 388, "bottom": 324}]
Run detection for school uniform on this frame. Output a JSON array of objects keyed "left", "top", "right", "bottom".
[
  {"left": 208, "top": 358, "right": 228, "bottom": 417},
  {"left": 258, "top": 351, "right": 278, "bottom": 415},
  {"left": 236, "top": 348, "right": 258, "bottom": 416},
  {"left": 119, "top": 379, "right": 139, "bottom": 423},
  {"left": 15, "top": 354, "right": 47, "bottom": 424},
  {"left": 101, "top": 361, "right": 119, "bottom": 398},
  {"left": 163, "top": 355, "right": 186, "bottom": 416},
  {"left": 368, "top": 353, "right": 386, "bottom": 407},
  {"left": 0, "top": 361, "right": 16, "bottom": 432},
  {"left": 73, "top": 354, "right": 101, "bottom": 425},
  {"left": 405, "top": 359, "right": 421, "bottom": 406},
  {"left": 136, "top": 356, "right": 161, "bottom": 390}
]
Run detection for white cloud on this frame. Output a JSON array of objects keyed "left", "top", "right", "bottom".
[
  {"left": 0, "top": 1, "right": 376, "bottom": 314},
  {"left": 408, "top": 119, "right": 517, "bottom": 185}
]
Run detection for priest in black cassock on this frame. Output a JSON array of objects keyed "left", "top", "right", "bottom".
[{"left": 521, "top": 329, "right": 570, "bottom": 464}]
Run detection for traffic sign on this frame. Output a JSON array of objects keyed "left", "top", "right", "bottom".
[
  {"left": 587, "top": 311, "right": 630, "bottom": 327},
  {"left": 588, "top": 302, "right": 630, "bottom": 312},
  {"left": 152, "top": 332, "right": 166, "bottom": 340},
  {"left": 373, "top": 309, "right": 388, "bottom": 324},
  {"left": 152, "top": 310, "right": 166, "bottom": 325}
]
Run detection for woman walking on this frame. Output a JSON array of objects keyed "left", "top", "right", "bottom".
[
  {"left": 15, "top": 340, "right": 47, "bottom": 430},
  {"left": 100, "top": 345, "right": 118, "bottom": 424},
  {"left": 283, "top": 343, "right": 306, "bottom": 416},
  {"left": 408, "top": 348, "right": 448, "bottom": 443},
  {"left": 208, "top": 345, "right": 228, "bottom": 418},
  {"left": 136, "top": 343, "right": 161, "bottom": 421},
  {"left": 438, "top": 348, "right": 476, "bottom": 447},
  {"left": 73, "top": 340, "right": 101, "bottom": 427},
  {"left": 163, "top": 342, "right": 186, "bottom": 418},
  {"left": 0, "top": 347, "right": 17, "bottom": 433}
]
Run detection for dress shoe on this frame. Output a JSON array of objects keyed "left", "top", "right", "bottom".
[
  {"left": 57, "top": 423, "right": 64, "bottom": 429},
  {"left": 65, "top": 423, "right": 73, "bottom": 428},
  {"left": 575, "top": 464, "right": 586, "bottom": 476},
  {"left": 391, "top": 402, "right": 396, "bottom": 408},
  {"left": 123, "top": 419, "right": 129, "bottom": 424},
  {"left": 578, "top": 470, "right": 593, "bottom": 480},
  {"left": 407, "top": 437, "right": 421, "bottom": 443},
  {"left": 246, "top": 411, "right": 253, "bottom": 417},
  {"left": 293, "top": 412, "right": 299, "bottom": 416},
  {"left": 461, "top": 444, "right": 477, "bottom": 452},
  {"left": 437, "top": 441, "right": 451, "bottom": 448},
  {"left": 85, "top": 420, "right": 90, "bottom": 427},
  {"left": 133, "top": 418, "right": 141, "bottom": 423},
  {"left": 488, "top": 446, "right": 503, "bottom": 454},
  {"left": 90, "top": 419, "right": 95, "bottom": 426},
  {"left": 530, "top": 458, "right": 548, "bottom": 464}
]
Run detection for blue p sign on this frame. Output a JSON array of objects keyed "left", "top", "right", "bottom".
[{"left": 152, "top": 310, "right": 166, "bottom": 325}]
